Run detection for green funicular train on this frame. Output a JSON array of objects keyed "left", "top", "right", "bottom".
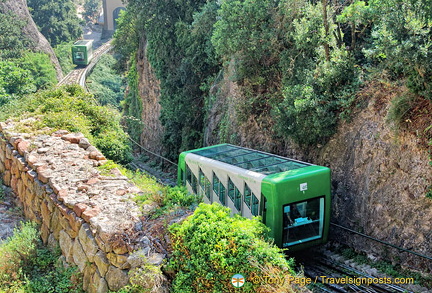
[
  {"left": 72, "top": 40, "right": 93, "bottom": 66},
  {"left": 178, "top": 144, "right": 331, "bottom": 251}
]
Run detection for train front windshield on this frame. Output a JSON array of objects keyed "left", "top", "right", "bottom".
[
  {"left": 75, "top": 52, "right": 84, "bottom": 62},
  {"left": 282, "top": 197, "right": 324, "bottom": 247}
]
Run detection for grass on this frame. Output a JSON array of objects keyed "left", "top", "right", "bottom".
[{"left": 98, "top": 160, "right": 200, "bottom": 219}]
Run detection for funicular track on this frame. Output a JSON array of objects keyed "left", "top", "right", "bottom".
[
  {"left": 300, "top": 250, "right": 416, "bottom": 293},
  {"left": 57, "top": 40, "right": 112, "bottom": 88}
]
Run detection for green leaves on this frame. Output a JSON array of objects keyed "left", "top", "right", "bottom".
[
  {"left": 27, "top": 0, "right": 82, "bottom": 47},
  {"left": 168, "top": 203, "right": 293, "bottom": 292}
]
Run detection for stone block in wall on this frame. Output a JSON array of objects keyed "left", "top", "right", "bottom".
[
  {"left": 79, "top": 223, "right": 99, "bottom": 263},
  {"left": 0, "top": 160, "right": 4, "bottom": 173},
  {"left": 73, "top": 238, "right": 88, "bottom": 272},
  {"left": 41, "top": 199, "right": 52, "bottom": 228},
  {"left": 26, "top": 170, "right": 37, "bottom": 183},
  {"left": 127, "top": 248, "right": 150, "bottom": 269},
  {"left": 94, "top": 250, "right": 110, "bottom": 277},
  {"left": 94, "top": 225, "right": 113, "bottom": 253},
  {"left": 17, "top": 139, "right": 30, "bottom": 156},
  {"left": 5, "top": 143, "right": 12, "bottom": 159},
  {"left": 17, "top": 178, "right": 25, "bottom": 199},
  {"left": 3, "top": 170, "right": 11, "bottom": 185},
  {"left": 40, "top": 223, "right": 50, "bottom": 244},
  {"left": 50, "top": 209, "right": 63, "bottom": 239},
  {"left": 105, "top": 265, "right": 129, "bottom": 291},
  {"left": 90, "top": 270, "right": 109, "bottom": 293},
  {"left": 23, "top": 182, "right": 35, "bottom": 206},
  {"left": 4, "top": 158, "right": 11, "bottom": 170},
  {"left": 82, "top": 263, "right": 97, "bottom": 292},
  {"left": 33, "top": 179, "right": 46, "bottom": 199},
  {"left": 59, "top": 213, "right": 79, "bottom": 238},
  {"left": 107, "top": 252, "right": 129, "bottom": 269},
  {"left": 59, "top": 230, "right": 75, "bottom": 263},
  {"left": 13, "top": 155, "right": 27, "bottom": 172}
]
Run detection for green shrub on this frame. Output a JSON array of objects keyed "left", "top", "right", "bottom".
[
  {"left": 86, "top": 54, "right": 125, "bottom": 108},
  {"left": 0, "top": 222, "right": 83, "bottom": 293},
  {"left": 168, "top": 203, "right": 297, "bottom": 293},
  {"left": 0, "top": 222, "right": 38, "bottom": 289},
  {"left": 54, "top": 42, "right": 75, "bottom": 74}
]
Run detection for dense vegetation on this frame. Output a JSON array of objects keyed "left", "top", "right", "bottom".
[
  {"left": 86, "top": 54, "right": 126, "bottom": 108},
  {"left": 115, "top": 0, "right": 432, "bottom": 159},
  {"left": 0, "top": 8, "right": 58, "bottom": 105},
  {"left": 0, "top": 222, "right": 82, "bottom": 293},
  {"left": 168, "top": 203, "right": 303, "bottom": 293},
  {"left": 27, "top": 0, "right": 82, "bottom": 47}
]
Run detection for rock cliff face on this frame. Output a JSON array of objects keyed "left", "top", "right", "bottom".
[
  {"left": 136, "top": 38, "right": 164, "bottom": 154},
  {"left": 317, "top": 83, "right": 432, "bottom": 272},
  {"left": 0, "top": 0, "right": 63, "bottom": 80}
]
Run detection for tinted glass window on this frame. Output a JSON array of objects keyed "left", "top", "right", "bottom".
[{"left": 282, "top": 197, "right": 324, "bottom": 247}]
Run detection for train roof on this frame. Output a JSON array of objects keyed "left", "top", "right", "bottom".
[
  {"left": 187, "top": 144, "right": 313, "bottom": 176},
  {"left": 73, "top": 40, "right": 93, "bottom": 46}
]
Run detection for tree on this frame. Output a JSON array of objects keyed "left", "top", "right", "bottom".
[
  {"left": 0, "top": 11, "right": 33, "bottom": 59},
  {"left": 83, "top": 0, "right": 101, "bottom": 22},
  {"left": 27, "top": 0, "right": 83, "bottom": 47}
]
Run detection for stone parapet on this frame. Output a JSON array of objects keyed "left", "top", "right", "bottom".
[{"left": 0, "top": 121, "right": 166, "bottom": 292}]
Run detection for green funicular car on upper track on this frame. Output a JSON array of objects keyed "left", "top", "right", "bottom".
[
  {"left": 177, "top": 144, "right": 331, "bottom": 252},
  {"left": 72, "top": 40, "right": 93, "bottom": 66}
]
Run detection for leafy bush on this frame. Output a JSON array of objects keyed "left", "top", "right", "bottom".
[
  {"left": 168, "top": 203, "right": 297, "bottom": 293},
  {"left": 18, "top": 52, "right": 57, "bottom": 90},
  {"left": 86, "top": 54, "right": 125, "bottom": 108},
  {"left": 54, "top": 42, "right": 75, "bottom": 74},
  {"left": 0, "top": 222, "right": 82, "bottom": 292}
]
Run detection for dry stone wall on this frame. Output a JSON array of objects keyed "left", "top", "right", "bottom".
[{"left": 0, "top": 121, "right": 167, "bottom": 292}]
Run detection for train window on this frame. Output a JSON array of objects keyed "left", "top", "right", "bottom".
[
  {"left": 219, "top": 183, "right": 226, "bottom": 205},
  {"left": 251, "top": 194, "right": 259, "bottom": 216},
  {"left": 244, "top": 184, "right": 251, "bottom": 207},
  {"left": 212, "top": 172, "right": 220, "bottom": 194},
  {"left": 282, "top": 197, "right": 324, "bottom": 247},
  {"left": 234, "top": 187, "right": 241, "bottom": 211},
  {"left": 75, "top": 52, "right": 84, "bottom": 61},
  {"left": 228, "top": 178, "right": 235, "bottom": 202},
  {"left": 199, "top": 169, "right": 211, "bottom": 200}
]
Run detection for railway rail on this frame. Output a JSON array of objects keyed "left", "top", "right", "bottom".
[
  {"left": 57, "top": 40, "right": 113, "bottom": 88},
  {"left": 299, "top": 249, "right": 418, "bottom": 293}
]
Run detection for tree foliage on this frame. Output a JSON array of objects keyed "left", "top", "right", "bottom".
[
  {"left": 27, "top": 0, "right": 83, "bottom": 47},
  {"left": 0, "top": 11, "right": 34, "bottom": 59},
  {"left": 83, "top": 0, "right": 101, "bottom": 22},
  {"left": 168, "top": 203, "right": 296, "bottom": 293}
]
